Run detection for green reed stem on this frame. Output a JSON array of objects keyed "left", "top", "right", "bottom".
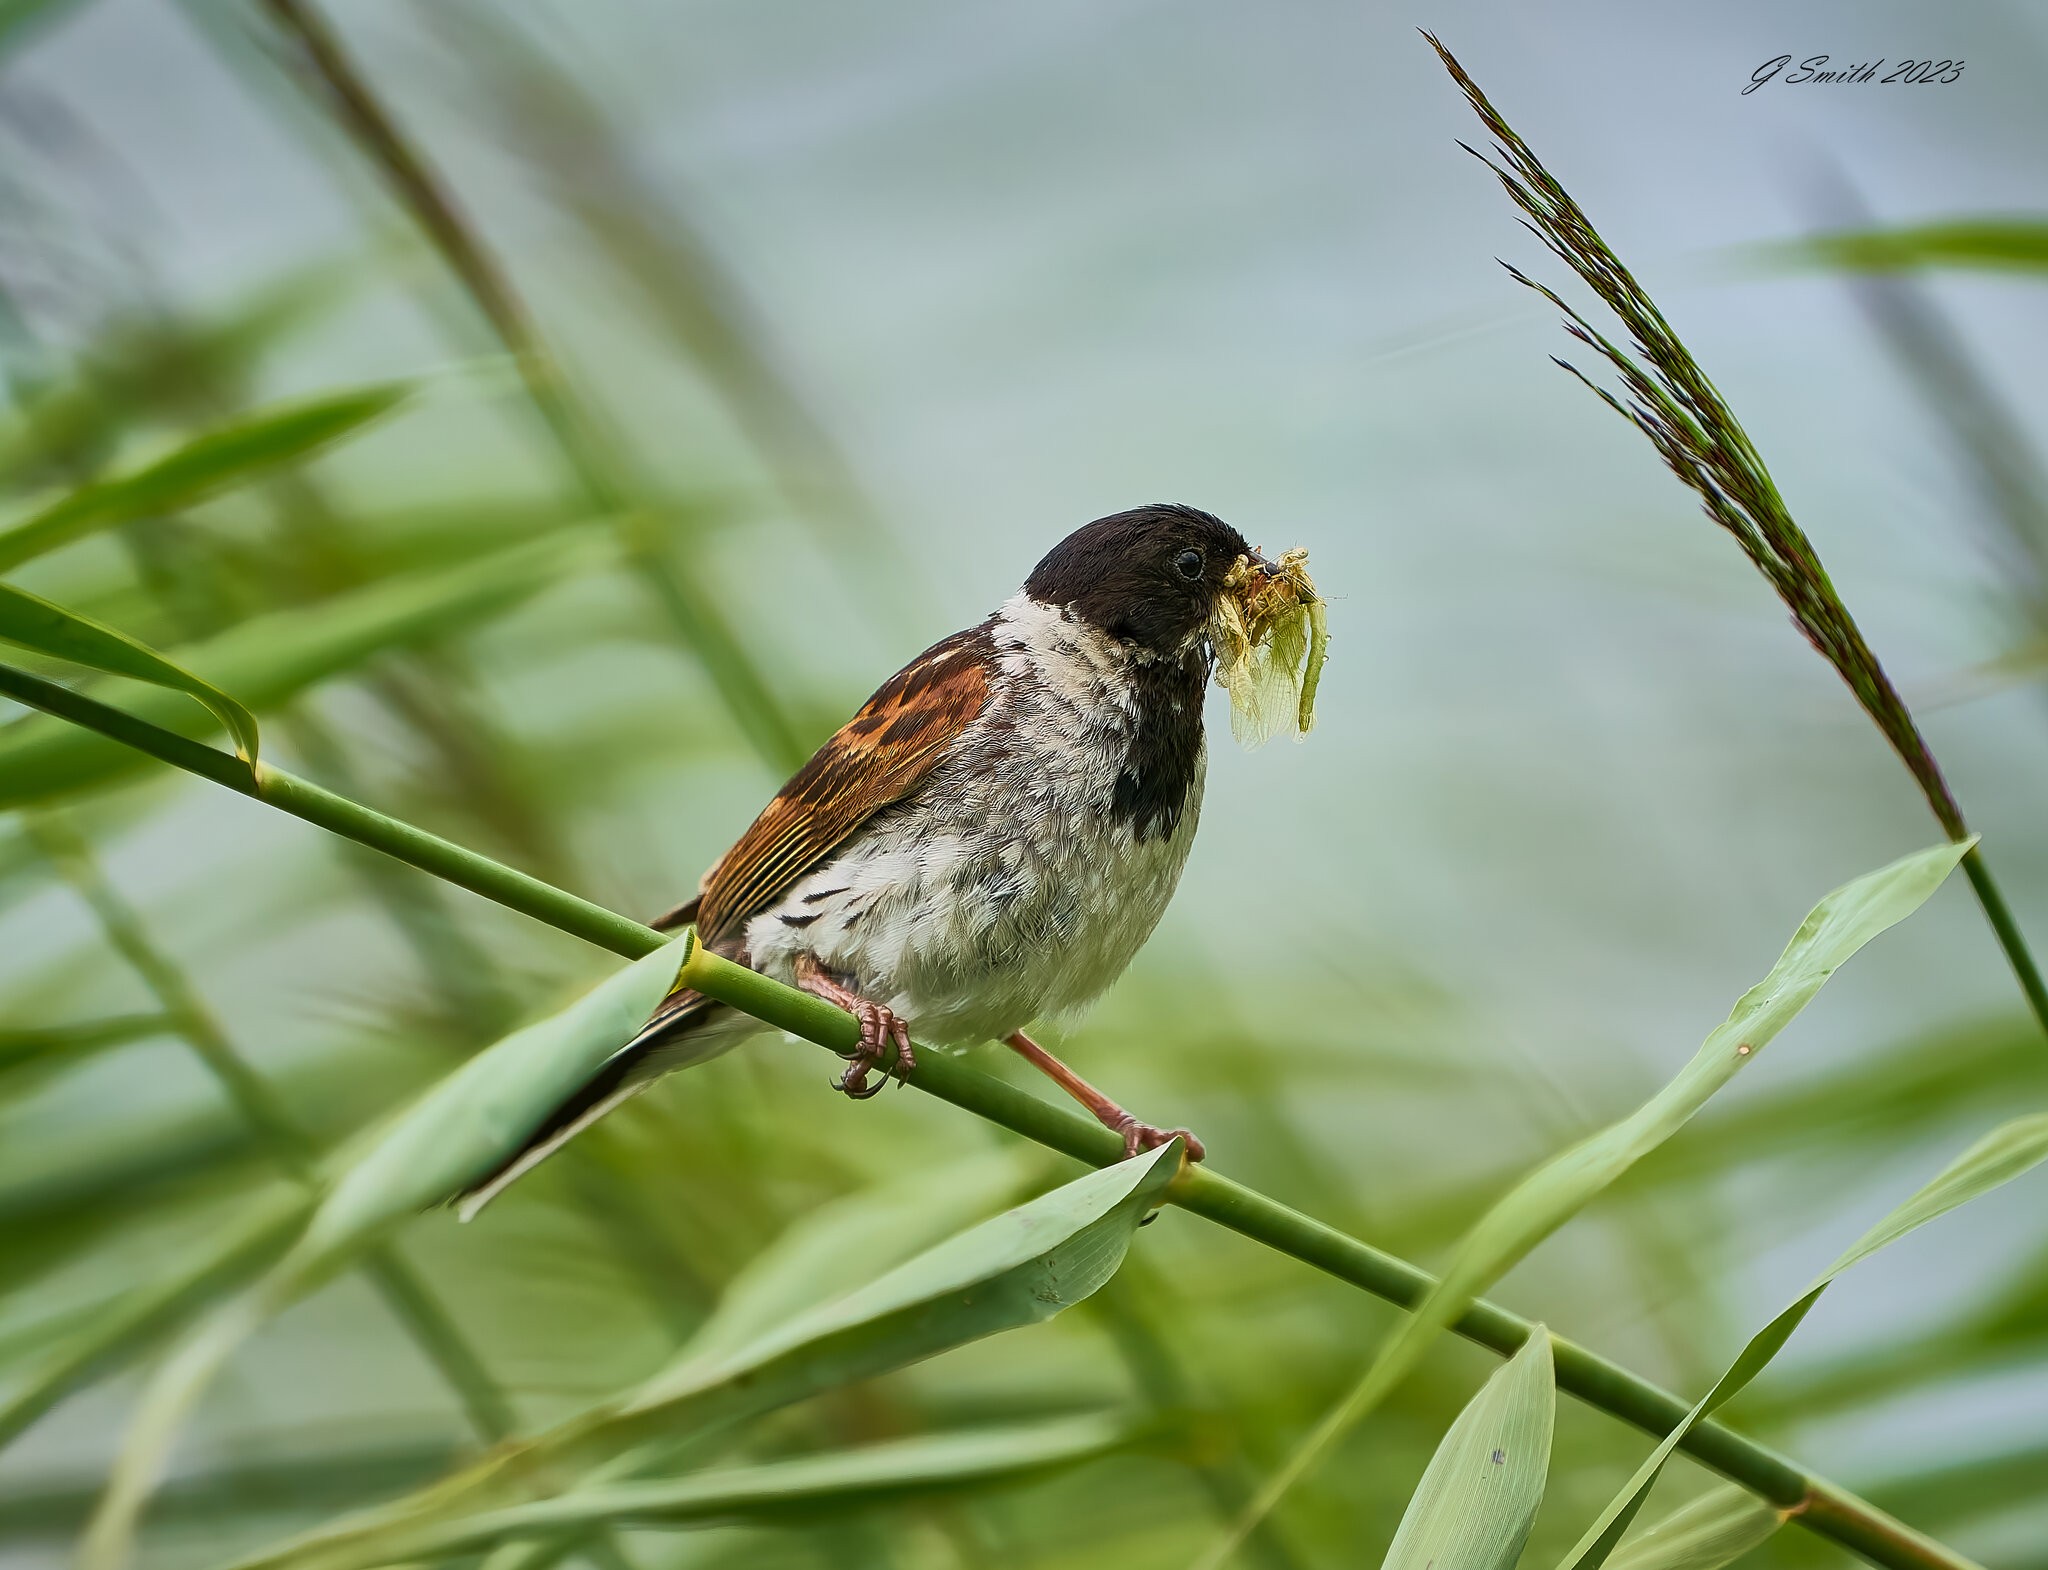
[
  {"left": 24, "top": 811, "right": 516, "bottom": 1444},
  {"left": 0, "top": 664, "right": 1973, "bottom": 1570},
  {"left": 1958, "top": 847, "right": 2048, "bottom": 1045}
]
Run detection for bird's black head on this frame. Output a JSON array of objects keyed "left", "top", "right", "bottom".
[{"left": 1024, "top": 504, "right": 1254, "bottom": 656}]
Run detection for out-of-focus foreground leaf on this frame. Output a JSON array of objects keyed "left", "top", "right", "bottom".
[
  {"left": 222, "top": 1145, "right": 1181, "bottom": 1570},
  {"left": 0, "top": 527, "right": 608, "bottom": 805},
  {"left": 1762, "top": 218, "right": 2048, "bottom": 277},
  {"left": 679, "top": 1149, "right": 1035, "bottom": 1365},
  {"left": 0, "top": 382, "right": 409, "bottom": 572},
  {"left": 74, "top": 934, "right": 692, "bottom": 1570},
  {"left": 1557, "top": 1111, "right": 2048, "bottom": 1566},
  {"left": 0, "top": 582, "right": 262, "bottom": 762},
  {"left": 265, "top": 1414, "right": 1139, "bottom": 1560},
  {"left": 1379, "top": 1328, "right": 1554, "bottom": 1570},
  {"left": 0, "top": 0, "right": 90, "bottom": 58},
  {"left": 0, "top": 1012, "right": 167, "bottom": 1076},
  {"left": 0, "top": 261, "right": 365, "bottom": 487},
  {"left": 0, "top": 1436, "right": 456, "bottom": 1544},
  {"left": 462, "top": 1149, "right": 1044, "bottom": 1570},
  {"left": 0, "top": 1185, "right": 309, "bottom": 1450}
]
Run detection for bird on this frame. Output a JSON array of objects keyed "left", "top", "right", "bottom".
[{"left": 461, "top": 504, "right": 1299, "bottom": 1216}]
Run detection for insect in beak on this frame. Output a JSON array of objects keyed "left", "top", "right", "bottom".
[{"left": 1211, "top": 545, "right": 1328, "bottom": 746}]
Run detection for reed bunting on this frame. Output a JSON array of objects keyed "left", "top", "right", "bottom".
[{"left": 466, "top": 504, "right": 1317, "bottom": 1212}]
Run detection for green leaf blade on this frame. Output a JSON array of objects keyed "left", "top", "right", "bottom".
[
  {"left": 679, "top": 1151, "right": 1033, "bottom": 1365},
  {"left": 0, "top": 584, "right": 261, "bottom": 765},
  {"left": 300, "top": 933, "right": 698, "bottom": 1264},
  {"left": 221, "top": 1148, "right": 1180, "bottom": 1570},
  {"left": 616, "top": 1142, "right": 1182, "bottom": 1442},
  {"left": 1761, "top": 219, "right": 2048, "bottom": 277},
  {"left": 321, "top": 1415, "right": 1138, "bottom": 1560},
  {"left": 0, "top": 383, "right": 409, "bottom": 574},
  {"left": 1381, "top": 1329, "right": 1555, "bottom": 1570},
  {"left": 0, "top": 530, "right": 603, "bottom": 805}
]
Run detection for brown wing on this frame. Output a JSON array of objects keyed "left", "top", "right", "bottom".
[{"left": 693, "top": 624, "right": 994, "bottom": 946}]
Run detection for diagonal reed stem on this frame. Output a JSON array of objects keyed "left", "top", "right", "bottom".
[
  {"left": 22, "top": 811, "right": 517, "bottom": 1444},
  {"left": 0, "top": 663, "right": 1975, "bottom": 1570}
]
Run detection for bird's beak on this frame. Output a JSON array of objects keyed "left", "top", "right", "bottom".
[{"left": 1250, "top": 550, "right": 1283, "bottom": 580}]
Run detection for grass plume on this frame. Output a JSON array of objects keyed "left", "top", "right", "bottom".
[{"left": 1424, "top": 32, "right": 2048, "bottom": 1039}]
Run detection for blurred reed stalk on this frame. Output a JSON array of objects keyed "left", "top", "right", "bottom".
[
  {"left": 1089, "top": 1267, "right": 1306, "bottom": 1570},
  {"left": 22, "top": 811, "right": 517, "bottom": 1444},
  {"left": 1423, "top": 33, "right": 2048, "bottom": 1046},
  {"left": 248, "top": 0, "right": 810, "bottom": 775},
  {"left": 0, "top": 663, "right": 1975, "bottom": 1570},
  {"left": 428, "top": 1, "right": 915, "bottom": 592},
  {"left": 113, "top": 470, "right": 530, "bottom": 1034}
]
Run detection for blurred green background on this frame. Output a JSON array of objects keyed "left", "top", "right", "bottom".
[{"left": 3, "top": 2, "right": 2047, "bottom": 1567}]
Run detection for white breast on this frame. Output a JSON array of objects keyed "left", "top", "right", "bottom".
[{"left": 744, "top": 595, "right": 1206, "bottom": 1045}]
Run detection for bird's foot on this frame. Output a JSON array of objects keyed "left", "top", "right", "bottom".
[
  {"left": 834, "top": 999, "right": 915, "bottom": 1099},
  {"left": 795, "top": 956, "right": 915, "bottom": 1099},
  {"left": 1109, "top": 1114, "right": 1206, "bottom": 1163}
]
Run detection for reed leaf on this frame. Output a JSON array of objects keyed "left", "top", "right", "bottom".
[
  {"left": 681, "top": 1150, "right": 1034, "bottom": 1363},
  {"left": 0, "top": 261, "right": 364, "bottom": 487},
  {"left": 234, "top": 0, "right": 812, "bottom": 773},
  {"left": 0, "top": 1438, "right": 456, "bottom": 1544},
  {"left": 1380, "top": 1328, "right": 1554, "bottom": 1570},
  {"left": 1604, "top": 1486, "right": 1784, "bottom": 1570},
  {"left": 298, "top": 932, "right": 694, "bottom": 1265},
  {"left": 0, "top": 583, "right": 260, "bottom": 763},
  {"left": 0, "top": 529, "right": 604, "bottom": 805},
  {"left": 0, "top": 382, "right": 408, "bottom": 573},
  {"left": 261, "top": 1414, "right": 1137, "bottom": 1562},
  {"left": 454, "top": 1151, "right": 1042, "bottom": 1570},
  {"left": 1764, "top": 218, "right": 2048, "bottom": 276},
  {"left": 1204, "top": 838, "right": 1969, "bottom": 1560},
  {"left": 1557, "top": 1110, "right": 2048, "bottom": 1568},
  {"left": 601, "top": 1141, "right": 1178, "bottom": 1453}
]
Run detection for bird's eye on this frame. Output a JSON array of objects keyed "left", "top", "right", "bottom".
[{"left": 1173, "top": 549, "right": 1204, "bottom": 582}]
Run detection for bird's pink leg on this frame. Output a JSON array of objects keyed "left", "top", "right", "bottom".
[
  {"left": 1003, "top": 1030, "right": 1206, "bottom": 1161},
  {"left": 795, "top": 954, "right": 915, "bottom": 1100}
]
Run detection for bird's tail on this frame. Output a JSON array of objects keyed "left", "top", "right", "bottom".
[{"left": 455, "top": 985, "right": 756, "bottom": 1221}]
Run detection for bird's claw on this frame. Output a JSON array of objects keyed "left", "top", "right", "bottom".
[
  {"left": 833, "top": 1001, "right": 915, "bottom": 1100},
  {"left": 1113, "top": 1116, "right": 1206, "bottom": 1163}
]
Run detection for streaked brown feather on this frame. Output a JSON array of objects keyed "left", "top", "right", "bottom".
[{"left": 691, "top": 624, "right": 994, "bottom": 945}]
